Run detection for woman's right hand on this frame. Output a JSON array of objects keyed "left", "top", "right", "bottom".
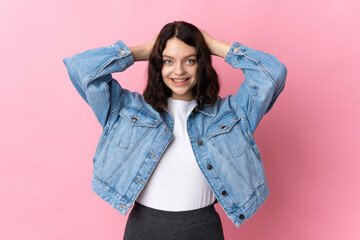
[
  {"left": 146, "top": 33, "right": 158, "bottom": 53},
  {"left": 129, "top": 33, "right": 159, "bottom": 62}
]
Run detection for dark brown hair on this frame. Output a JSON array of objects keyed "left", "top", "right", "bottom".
[{"left": 143, "top": 21, "right": 219, "bottom": 113}]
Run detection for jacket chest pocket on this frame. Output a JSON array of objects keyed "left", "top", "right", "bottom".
[
  {"left": 111, "top": 107, "right": 160, "bottom": 150},
  {"left": 205, "top": 111, "right": 248, "bottom": 159}
]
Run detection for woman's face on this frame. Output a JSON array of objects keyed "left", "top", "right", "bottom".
[{"left": 161, "top": 37, "right": 198, "bottom": 101}]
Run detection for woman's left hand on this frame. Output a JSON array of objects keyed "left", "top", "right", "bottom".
[
  {"left": 199, "top": 28, "right": 214, "bottom": 52},
  {"left": 198, "top": 27, "right": 231, "bottom": 58}
]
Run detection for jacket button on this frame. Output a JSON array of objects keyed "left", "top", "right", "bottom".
[
  {"left": 221, "top": 190, "right": 227, "bottom": 196},
  {"left": 234, "top": 46, "right": 240, "bottom": 52},
  {"left": 206, "top": 164, "right": 212, "bottom": 170},
  {"left": 239, "top": 214, "right": 245, "bottom": 219},
  {"left": 197, "top": 140, "right": 203, "bottom": 146},
  {"left": 132, "top": 117, "right": 137, "bottom": 122}
]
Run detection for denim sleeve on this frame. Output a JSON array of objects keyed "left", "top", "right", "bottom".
[
  {"left": 225, "top": 42, "right": 287, "bottom": 133},
  {"left": 62, "top": 40, "right": 134, "bottom": 128}
]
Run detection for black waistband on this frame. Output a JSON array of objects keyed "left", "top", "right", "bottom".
[{"left": 132, "top": 201, "right": 217, "bottom": 220}]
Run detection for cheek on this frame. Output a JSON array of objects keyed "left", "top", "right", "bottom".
[
  {"left": 188, "top": 65, "right": 197, "bottom": 74},
  {"left": 161, "top": 67, "right": 170, "bottom": 78}
]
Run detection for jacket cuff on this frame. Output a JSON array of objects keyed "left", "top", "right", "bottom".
[
  {"left": 224, "top": 41, "right": 247, "bottom": 65},
  {"left": 110, "top": 40, "right": 134, "bottom": 68}
]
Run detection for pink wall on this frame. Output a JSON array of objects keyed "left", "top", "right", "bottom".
[{"left": 1, "top": 0, "right": 359, "bottom": 239}]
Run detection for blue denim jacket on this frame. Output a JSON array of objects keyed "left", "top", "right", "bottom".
[{"left": 63, "top": 40, "right": 287, "bottom": 227}]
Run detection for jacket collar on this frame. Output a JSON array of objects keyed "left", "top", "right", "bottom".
[{"left": 197, "top": 104, "right": 215, "bottom": 116}]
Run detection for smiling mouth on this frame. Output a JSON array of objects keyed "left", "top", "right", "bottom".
[{"left": 171, "top": 78, "right": 190, "bottom": 82}]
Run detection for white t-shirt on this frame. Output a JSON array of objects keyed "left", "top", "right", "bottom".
[{"left": 136, "top": 97, "right": 216, "bottom": 211}]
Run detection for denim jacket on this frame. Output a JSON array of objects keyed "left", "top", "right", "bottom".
[{"left": 63, "top": 40, "right": 287, "bottom": 227}]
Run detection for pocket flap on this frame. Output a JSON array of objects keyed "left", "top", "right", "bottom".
[
  {"left": 204, "top": 111, "right": 240, "bottom": 140},
  {"left": 120, "top": 107, "right": 160, "bottom": 127}
]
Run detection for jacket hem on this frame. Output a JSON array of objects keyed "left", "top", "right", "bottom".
[
  {"left": 91, "top": 173, "right": 131, "bottom": 215},
  {"left": 231, "top": 181, "right": 270, "bottom": 227}
]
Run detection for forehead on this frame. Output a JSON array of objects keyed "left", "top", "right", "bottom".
[{"left": 162, "top": 38, "right": 196, "bottom": 58}]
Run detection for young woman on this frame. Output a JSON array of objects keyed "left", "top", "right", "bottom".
[{"left": 63, "top": 21, "right": 287, "bottom": 240}]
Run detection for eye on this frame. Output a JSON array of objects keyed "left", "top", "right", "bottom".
[
  {"left": 163, "top": 59, "right": 172, "bottom": 64},
  {"left": 186, "top": 59, "right": 196, "bottom": 65}
]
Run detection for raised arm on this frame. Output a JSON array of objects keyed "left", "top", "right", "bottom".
[
  {"left": 199, "top": 28, "right": 231, "bottom": 58},
  {"left": 62, "top": 36, "right": 157, "bottom": 128},
  {"left": 200, "top": 28, "right": 287, "bottom": 133},
  {"left": 129, "top": 34, "right": 158, "bottom": 61}
]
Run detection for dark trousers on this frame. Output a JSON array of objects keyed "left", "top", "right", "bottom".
[{"left": 123, "top": 201, "right": 225, "bottom": 240}]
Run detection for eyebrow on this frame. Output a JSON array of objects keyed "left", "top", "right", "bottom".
[{"left": 162, "top": 54, "right": 197, "bottom": 59}]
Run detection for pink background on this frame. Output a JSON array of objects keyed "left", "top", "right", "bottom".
[{"left": 1, "top": 0, "right": 359, "bottom": 239}]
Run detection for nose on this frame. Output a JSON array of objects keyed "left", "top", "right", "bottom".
[{"left": 174, "top": 62, "right": 186, "bottom": 76}]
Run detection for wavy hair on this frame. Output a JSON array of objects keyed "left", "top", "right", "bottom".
[{"left": 143, "top": 21, "right": 219, "bottom": 113}]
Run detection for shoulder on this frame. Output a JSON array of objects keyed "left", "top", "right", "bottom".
[
  {"left": 203, "top": 95, "right": 239, "bottom": 116},
  {"left": 121, "top": 89, "right": 162, "bottom": 120},
  {"left": 197, "top": 95, "right": 248, "bottom": 126}
]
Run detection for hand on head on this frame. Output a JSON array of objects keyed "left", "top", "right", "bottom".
[{"left": 198, "top": 28, "right": 214, "bottom": 51}]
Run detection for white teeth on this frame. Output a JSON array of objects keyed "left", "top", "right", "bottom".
[{"left": 172, "top": 78, "right": 189, "bottom": 82}]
